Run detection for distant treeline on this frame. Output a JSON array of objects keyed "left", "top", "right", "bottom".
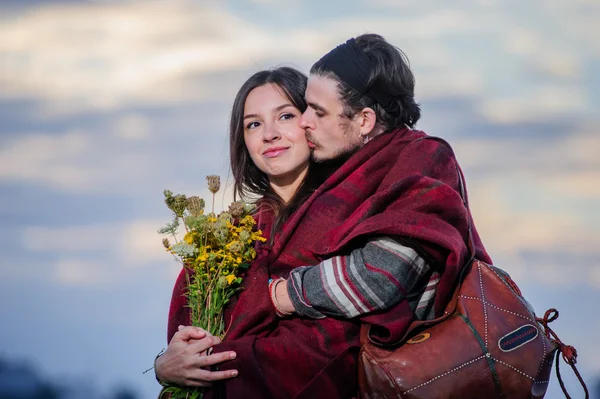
[{"left": 0, "top": 356, "right": 138, "bottom": 399}]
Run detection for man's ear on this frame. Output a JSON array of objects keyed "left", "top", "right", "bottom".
[{"left": 357, "top": 107, "right": 377, "bottom": 134}]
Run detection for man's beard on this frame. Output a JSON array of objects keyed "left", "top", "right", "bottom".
[
  {"left": 311, "top": 144, "right": 359, "bottom": 164},
  {"left": 309, "top": 123, "right": 361, "bottom": 163}
]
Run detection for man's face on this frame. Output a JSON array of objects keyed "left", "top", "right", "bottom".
[{"left": 300, "top": 75, "right": 362, "bottom": 162}]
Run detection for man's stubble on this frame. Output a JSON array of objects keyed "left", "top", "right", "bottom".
[{"left": 309, "top": 120, "right": 362, "bottom": 163}]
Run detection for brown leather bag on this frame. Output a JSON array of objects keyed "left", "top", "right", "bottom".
[
  {"left": 358, "top": 139, "right": 588, "bottom": 399},
  {"left": 359, "top": 260, "right": 567, "bottom": 398}
]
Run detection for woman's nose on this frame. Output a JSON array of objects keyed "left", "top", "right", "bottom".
[{"left": 262, "top": 123, "right": 281, "bottom": 142}]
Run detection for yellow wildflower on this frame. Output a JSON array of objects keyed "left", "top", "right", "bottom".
[
  {"left": 226, "top": 274, "right": 236, "bottom": 285},
  {"left": 184, "top": 231, "right": 198, "bottom": 245}
]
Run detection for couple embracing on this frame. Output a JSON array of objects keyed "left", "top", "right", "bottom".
[{"left": 155, "top": 33, "right": 491, "bottom": 399}]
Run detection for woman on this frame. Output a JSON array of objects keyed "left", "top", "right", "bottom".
[
  {"left": 156, "top": 67, "right": 361, "bottom": 398},
  {"left": 163, "top": 67, "right": 320, "bottom": 347}
]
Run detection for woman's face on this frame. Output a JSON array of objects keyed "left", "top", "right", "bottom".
[{"left": 243, "top": 83, "right": 310, "bottom": 183}]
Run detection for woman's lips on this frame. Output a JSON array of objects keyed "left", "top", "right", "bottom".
[{"left": 263, "top": 147, "right": 289, "bottom": 158}]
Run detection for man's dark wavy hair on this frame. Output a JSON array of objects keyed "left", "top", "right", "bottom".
[{"left": 310, "top": 33, "right": 421, "bottom": 130}]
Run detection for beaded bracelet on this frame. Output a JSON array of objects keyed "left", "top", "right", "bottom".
[{"left": 269, "top": 277, "right": 294, "bottom": 317}]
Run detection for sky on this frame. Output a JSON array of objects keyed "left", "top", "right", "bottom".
[{"left": 0, "top": 0, "right": 598, "bottom": 397}]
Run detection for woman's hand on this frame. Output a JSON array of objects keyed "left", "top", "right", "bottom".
[{"left": 155, "top": 326, "right": 238, "bottom": 387}]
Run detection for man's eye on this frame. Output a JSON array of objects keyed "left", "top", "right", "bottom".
[
  {"left": 316, "top": 112, "right": 325, "bottom": 118},
  {"left": 246, "top": 121, "right": 260, "bottom": 129}
]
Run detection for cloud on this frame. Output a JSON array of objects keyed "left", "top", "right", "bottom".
[
  {"left": 444, "top": 125, "right": 600, "bottom": 289},
  {"left": 118, "top": 219, "right": 186, "bottom": 267},
  {"left": 20, "top": 219, "right": 183, "bottom": 285},
  {"left": 478, "top": 86, "right": 588, "bottom": 124},
  {"left": 590, "top": 266, "right": 600, "bottom": 289},
  {"left": 112, "top": 114, "right": 151, "bottom": 141},
  {"left": 55, "top": 259, "right": 113, "bottom": 286},
  {"left": 0, "top": 130, "right": 93, "bottom": 189},
  {"left": 0, "top": 115, "right": 234, "bottom": 195},
  {"left": 326, "top": 10, "right": 475, "bottom": 40},
  {"left": 0, "top": 1, "right": 321, "bottom": 116},
  {"left": 21, "top": 220, "right": 168, "bottom": 264},
  {"left": 464, "top": 172, "right": 600, "bottom": 289},
  {"left": 470, "top": 183, "right": 596, "bottom": 249},
  {"left": 454, "top": 127, "right": 600, "bottom": 180},
  {"left": 0, "top": 128, "right": 158, "bottom": 193},
  {"left": 332, "top": 8, "right": 595, "bottom": 123},
  {"left": 1, "top": 0, "right": 597, "bottom": 123}
]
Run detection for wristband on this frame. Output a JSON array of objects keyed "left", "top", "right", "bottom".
[{"left": 154, "top": 348, "right": 171, "bottom": 388}]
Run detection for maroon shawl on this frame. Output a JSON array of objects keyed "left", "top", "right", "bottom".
[{"left": 166, "top": 127, "right": 491, "bottom": 398}]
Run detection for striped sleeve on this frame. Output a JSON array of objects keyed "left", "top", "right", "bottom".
[{"left": 286, "top": 237, "right": 438, "bottom": 319}]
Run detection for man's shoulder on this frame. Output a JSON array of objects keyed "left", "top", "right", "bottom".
[
  {"left": 391, "top": 128, "right": 454, "bottom": 154},
  {"left": 387, "top": 126, "right": 427, "bottom": 145}
]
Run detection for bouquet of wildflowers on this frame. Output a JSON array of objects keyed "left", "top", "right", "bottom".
[{"left": 158, "top": 175, "right": 265, "bottom": 399}]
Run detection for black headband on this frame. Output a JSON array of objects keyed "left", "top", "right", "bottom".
[{"left": 318, "top": 38, "right": 399, "bottom": 115}]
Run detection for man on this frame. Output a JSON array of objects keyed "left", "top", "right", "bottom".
[
  {"left": 156, "top": 34, "right": 491, "bottom": 398},
  {"left": 273, "top": 34, "right": 439, "bottom": 320}
]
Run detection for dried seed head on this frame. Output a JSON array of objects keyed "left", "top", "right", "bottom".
[
  {"left": 186, "top": 196, "right": 205, "bottom": 216},
  {"left": 239, "top": 230, "right": 251, "bottom": 243},
  {"left": 162, "top": 238, "right": 171, "bottom": 249},
  {"left": 217, "top": 275, "right": 228, "bottom": 288},
  {"left": 228, "top": 240, "right": 244, "bottom": 253},
  {"left": 228, "top": 201, "right": 245, "bottom": 218},
  {"left": 165, "top": 191, "right": 187, "bottom": 218},
  {"left": 206, "top": 175, "right": 221, "bottom": 194}
]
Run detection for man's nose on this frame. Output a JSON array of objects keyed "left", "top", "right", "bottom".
[{"left": 299, "top": 110, "right": 314, "bottom": 130}]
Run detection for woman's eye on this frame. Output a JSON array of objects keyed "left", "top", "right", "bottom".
[
  {"left": 246, "top": 121, "right": 260, "bottom": 130},
  {"left": 280, "top": 113, "right": 295, "bottom": 121}
]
